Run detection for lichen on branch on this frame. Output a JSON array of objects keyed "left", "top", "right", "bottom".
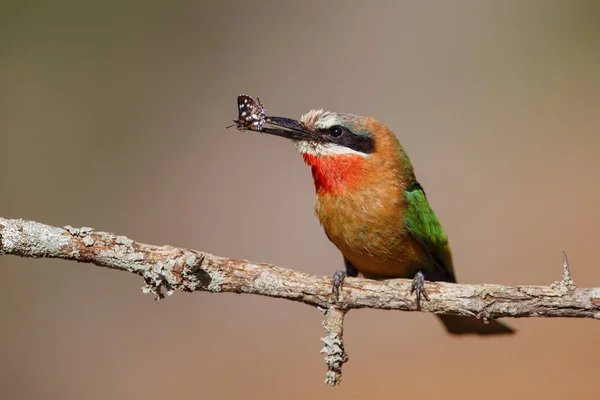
[{"left": 1, "top": 217, "right": 599, "bottom": 386}]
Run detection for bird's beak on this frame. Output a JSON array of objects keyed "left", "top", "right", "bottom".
[{"left": 260, "top": 116, "right": 320, "bottom": 142}]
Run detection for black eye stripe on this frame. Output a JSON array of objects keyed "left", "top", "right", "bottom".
[{"left": 318, "top": 125, "right": 375, "bottom": 154}]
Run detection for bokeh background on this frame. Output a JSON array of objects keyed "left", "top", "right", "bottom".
[{"left": 1, "top": 1, "right": 599, "bottom": 399}]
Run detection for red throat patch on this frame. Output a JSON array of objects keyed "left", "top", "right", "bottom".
[{"left": 302, "top": 154, "right": 366, "bottom": 195}]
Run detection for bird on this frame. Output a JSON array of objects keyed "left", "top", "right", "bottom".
[{"left": 239, "top": 99, "right": 514, "bottom": 335}]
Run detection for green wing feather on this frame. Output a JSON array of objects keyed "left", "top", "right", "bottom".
[{"left": 404, "top": 182, "right": 456, "bottom": 282}]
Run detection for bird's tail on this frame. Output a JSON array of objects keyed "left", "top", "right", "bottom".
[{"left": 437, "top": 315, "right": 515, "bottom": 335}]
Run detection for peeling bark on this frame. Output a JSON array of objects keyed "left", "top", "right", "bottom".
[{"left": 321, "top": 307, "right": 348, "bottom": 386}]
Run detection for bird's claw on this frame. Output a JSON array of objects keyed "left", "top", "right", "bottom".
[
  {"left": 332, "top": 270, "right": 347, "bottom": 301},
  {"left": 410, "top": 271, "right": 430, "bottom": 309}
]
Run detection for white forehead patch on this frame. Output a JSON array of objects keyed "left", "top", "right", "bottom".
[
  {"left": 301, "top": 109, "right": 344, "bottom": 131},
  {"left": 295, "top": 141, "right": 368, "bottom": 157}
]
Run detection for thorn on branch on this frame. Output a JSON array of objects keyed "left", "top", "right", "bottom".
[
  {"left": 561, "top": 250, "right": 575, "bottom": 286},
  {"left": 320, "top": 306, "right": 348, "bottom": 386},
  {"left": 551, "top": 250, "right": 576, "bottom": 290}
]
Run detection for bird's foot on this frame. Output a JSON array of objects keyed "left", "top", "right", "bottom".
[
  {"left": 410, "top": 271, "right": 430, "bottom": 309},
  {"left": 332, "top": 270, "right": 347, "bottom": 301}
]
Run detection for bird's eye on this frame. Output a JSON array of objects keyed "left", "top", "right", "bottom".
[{"left": 329, "top": 126, "right": 344, "bottom": 138}]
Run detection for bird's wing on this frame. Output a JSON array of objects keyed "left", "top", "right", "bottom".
[{"left": 404, "top": 182, "right": 456, "bottom": 282}]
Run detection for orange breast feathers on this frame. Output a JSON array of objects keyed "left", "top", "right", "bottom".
[
  {"left": 302, "top": 154, "right": 367, "bottom": 195},
  {"left": 301, "top": 146, "right": 422, "bottom": 278}
]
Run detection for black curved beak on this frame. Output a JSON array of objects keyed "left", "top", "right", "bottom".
[{"left": 261, "top": 116, "right": 320, "bottom": 142}]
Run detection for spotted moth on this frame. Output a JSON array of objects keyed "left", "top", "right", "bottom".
[{"left": 232, "top": 94, "right": 267, "bottom": 131}]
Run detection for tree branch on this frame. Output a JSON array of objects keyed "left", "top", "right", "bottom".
[
  {"left": 320, "top": 306, "right": 348, "bottom": 386},
  {"left": 1, "top": 217, "right": 599, "bottom": 385}
]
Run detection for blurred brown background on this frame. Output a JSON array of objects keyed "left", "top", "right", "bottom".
[{"left": 1, "top": 1, "right": 599, "bottom": 399}]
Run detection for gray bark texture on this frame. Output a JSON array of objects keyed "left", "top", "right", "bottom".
[{"left": 1, "top": 217, "right": 599, "bottom": 385}]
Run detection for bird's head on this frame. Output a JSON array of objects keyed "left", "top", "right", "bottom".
[{"left": 259, "top": 109, "right": 412, "bottom": 195}]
